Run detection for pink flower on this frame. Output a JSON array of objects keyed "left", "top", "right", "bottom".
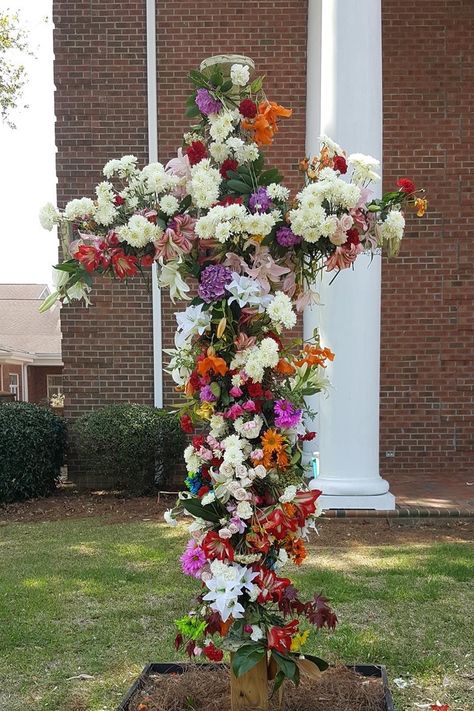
[
  {"left": 223, "top": 252, "right": 247, "bottom": 273},
  {"left": 242, "top": 400, "right": 257, "bottom": 412},
  {"left": 230, "top": 386, "right": 243, "bottom": 397},
  {"left": 180, "top": 540, "right": 206, "bottom": 578},
  {"left": 330, "top": 214, "right": 354, "bottom": 246},
  {"left": 154, "top": 214, "right": 196, "bottom": 261},
  {"left": 225, "top": 404, "right": 245, "bottom": 420},
  {"left": 325, "top": 243, "right": 364, "bottom": 272},
  {"left": 245, "top": 246, "right": 290, "bottom": 291},
  {"left": 234, "top": 333, "right": 257, "bottom": 351}
]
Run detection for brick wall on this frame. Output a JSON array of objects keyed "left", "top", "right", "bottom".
[
  {"left": 380, "top": 0, "right": 474, "bottom": 475},
  {"left": 27, "top": 365, "right": 63, "bottom": 405}
]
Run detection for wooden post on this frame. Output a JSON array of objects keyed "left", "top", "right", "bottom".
[{"left": 230, "top": 654, "right": 269, "bottom": 711}]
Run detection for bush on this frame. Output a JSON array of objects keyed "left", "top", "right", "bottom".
[
  {"left": 0, "top": 402, "right": 67, "bottom": 503},
  {"left": 71, "top": 404, "right": 185, "bottom": 493}
]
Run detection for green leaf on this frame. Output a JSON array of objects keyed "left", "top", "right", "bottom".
[
  {"left": 250, "top": 76, "right": 264, "bottom": 93},
  {"left": 220, "top": 79, "right": 233, "bottom": 92},
  {"left": 252, "top": 153, "right": 265, "bottom": 174},
  {"left": 185, "top": 104, "right": 201, "bottom": 118},
  {"left": 181, "top": 497, "right": 221, "bottom": 523},
  {"left": 259, "top": 168, "right": 283, "bottom": 186},
  {"left": 301, "top": 654, "right": 329, "bottom": 671},
  {"left": 54, "top": 261, "right": 81, "bottom": 273},
  {"left": 231, "top": 644, "right": 266, "bottom": 678},
  {"left": 271, "top": 651, "right": 299, "bottom": 684},
  {"left": 271, "top": 670, "right": 286, "bottom": 696},
  {"left": 226, "top": 179, "right": 252, "bottom": 194}
]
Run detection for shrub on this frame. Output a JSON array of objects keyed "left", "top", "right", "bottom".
[
  {"left": 0, "top": 402, "right": 67, "bottom": 503},
  {"left": 71, "top": 404, "right": 185, "bottom": 493}
]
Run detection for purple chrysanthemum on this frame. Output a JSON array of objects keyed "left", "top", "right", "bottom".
[
  {"left": 198, "top": 264, "right": 233, "bottom": 303},
  {"left": 249, "top": 187, "right": 272, "bottom": 213},
  {"left": 274, "top": 399, "right": 302, "bottom": 429},
  {"left": 276, "top": 226, "right": 302, "bottom": 247},
  {"left": 195, "top": 88, "right": 222, "bottom": 116},
  {"left": 180, "top": 540, "right": 207, "bottom": 578},
  {"left": 200, "top": 384, "right": 217, "bottom": 402}
]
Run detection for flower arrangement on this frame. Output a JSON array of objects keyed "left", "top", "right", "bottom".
[{"left": 40, "top": 56, "right": 426, "bottom": 703}]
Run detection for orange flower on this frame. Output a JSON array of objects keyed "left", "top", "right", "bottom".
[
  {"left": 259, "top": 100, "right": 292, "bottom": 131},
  {"left": 242, "top": 100, "right": 292, "bottom": 146},
  {"left": 414, "top": 197, "right": 428, "bottom": 217},
  {"left": 284, "top": 536, "right": 307, "bottom": 565},
  {"left": 295, "top": 345, "right": 335, "bottom": 368},
  {"left": 196, "top": 355, "right": 228, "bottom": 377},
  {"left": 276, "top": 450, "right": 289, "bottom": 469},
  {"left": 276, "top": 358, "right": 296, "bottom": 376},
  {"left": 261, "top": 428, "right": 285, "bottom": 454},
  {"left": 282, "top": 503, "right": 296, "bottom": 518}
]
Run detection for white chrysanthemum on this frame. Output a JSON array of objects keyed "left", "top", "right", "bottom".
[
  {"left": 142, "top": 162, "right": 179, "bottom": 194},
  {"left": 64, "top": 197, "right": 96, "bottom": 221},
  {"left": 244, "top": 338, "right": 279, "bottom": 383},
  {"left": 239, "top": 143, "right": 260, "bottom": 162},
  {"left": 103, "top": 154, "right": 138, "bottom": 179},
  {"left": 243, "top": 212, "right": 275, "bottom": 237},
  {"left": 188, "top": 159, "right": 221, "bottom": 208},
  {"left": 160, "top": 194, "right": 179, "bottom": 216},
  {"left": 184, "top": 445, "right": 201, "bottom": 473},
  {"left": 39, "top": 202, "right": 60, "bottom": 231},
  {"left": 94, "top": 182, "right": 117, "bottom": 226},
  {"left": 210, "top": 414, "right": 228, "bottom": 439},
  {"left": 208, "top": 111, "right": 235, "bottom": 142},
  {"left": 267, "top": 183, "right": 290, "bottom": 201},
  {"left": 267, "top": 291, "right": 297, "bottom": 332},
  {"left": 348, "top": 152, "right": 381, "bottom": 183},
  {"left": 209, "top": 141, "right": 230, "bottom": 162},
  {"left": 117, "top": 214, "right": 161, "bottom": 248},
  {"left": 230, "top": 63, "right": 250, "bottom": 86},
  {"left": 378, "top": 209, "right": 405, "bottom": 242},
  {"left": 319, "top": 134, "right": 344, "bottom": 157}
]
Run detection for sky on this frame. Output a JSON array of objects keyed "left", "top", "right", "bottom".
[{"left": 0, "top": 0, "right": 57, "bottom": 286}]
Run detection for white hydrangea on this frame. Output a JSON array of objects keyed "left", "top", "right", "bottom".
[
  {"left": 188, "top": 159, "right": 222, "bottom": 208},
  {"left": 209, "top": 141, "right": 230, "bottom": 162},
  {"left": 208, "top": 111, "right": 235, "bottom": 142},
  {"left": 117, "top": 214, "right": 161, "bottom": 248},
  {"left": 39, "top": 202, "right": 60, "bottom": 231},
  {"left": 230, "top": 63, "right": 250, "bottom": 86},
  {"left": 266, "top": 291, "right": 297, "bottom": 332},
  {"left": 348, "top": 152, "right": 381, "bottom": 183},
  {"left": 377, "top": 209, "right": 405, "bottom": 243},
  {"left": 159, "top": 194, "right": 180, "bottom": 216},
  {"left": 94, "top": 182, "right": 117, "bottom": 226},
  {"left": 64, "top": 197, "right": 96, "bottom": 221},
  {"left": 267, "top": 183, "right": 290, "bottom": 201},
  {"left": 103, "top": 154, "right": 138, "bottom": 179}
]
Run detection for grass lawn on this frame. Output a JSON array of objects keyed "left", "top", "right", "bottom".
[{"left": 0, "top": 515, "right": 472, "bottom": 710}]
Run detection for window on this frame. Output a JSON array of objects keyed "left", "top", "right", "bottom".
[
  {"left": 9, "top": 373, "right": 19, "bottom": 400},
  {"left": 47, "top": 374, "right": 63, "bottom": 399}
]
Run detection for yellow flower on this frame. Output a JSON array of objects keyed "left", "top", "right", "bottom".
[
  {"left": 414, "top": 198, "right": 428, "bottom": 217},
  {"left": 216, "top": 317, "right": 227, "bottom": 339},
  {"left": 290, "top": 629, "right": 310, "bottom": 652},
  {"left": 251, "top": 234, "right": 265, "bottom": 244},
  {"left": 196, "top": 401, "right": 215, "bottom": 420}
]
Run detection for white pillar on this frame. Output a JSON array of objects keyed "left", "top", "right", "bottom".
[{"left": 307, "top": 0, "right": 395, "bottom": 509}]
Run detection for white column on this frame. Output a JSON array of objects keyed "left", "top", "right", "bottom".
[{"left": 307, "top": 0, "right": 395, "bottom": 509}]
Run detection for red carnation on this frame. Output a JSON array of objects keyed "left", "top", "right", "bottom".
[
  {"left": 246, "top": 382, "right": 264, "bottom": 398},
  {"left": 215, "top": 196, "right": 244, "bottom": 207},
  {"left": 186, "top": 140, "right": 207, "bottom": 166},
  {"left": 220, "top": 158, "right": 238, "bottom": 179},
  {"left": 239, "top": 99, "right": 258, "bottom": 119},
  {"left": 203, "top": 643, "right": 224, "bottom": 662},
  {"left": 344, "top": 228, "right": 360, "bottom": 247},
  {"left": 298, "top": 431, "right": 317, "bottom": 442},
  {"left": 396, "top": 177, "right": 416, "bottom": 194},
  {"left": 114, "top": 194, "right": 125, "bottom": 206},
  {"left": 192, "top": 435, "right": 205, "bottom": 449},
  {"left": 333, "top": 155, "right": 347, "bottom": 174},
  {"left": 180, "top": 414, "right": 194, "bottom": 433}
]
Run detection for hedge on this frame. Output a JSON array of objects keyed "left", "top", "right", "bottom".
[
  {"left": 71, "top": 404, "right": 185, "bottom": 492},
  {"left": 0, "top": 402, "right": 67, "bottom": 503}
]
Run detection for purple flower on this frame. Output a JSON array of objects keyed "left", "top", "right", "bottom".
[
  {"left": 198, "top": 264, "right": 233, "bottom": 303},
  {"left": 180, "top": 540, "right": 206, "bottom": 578},
  {"left": 195, "top": 88, "right": 222, "bottom": 116},
  {"left": 200, "top": 384, "right": 217, "bottom": 402},
  {"left": 249, "top": 187, "right": 272, "bottom": 213},
  {"left": 274, "top": 399, "right": 302, "bottom": 429},
  {"left": 276, "top": 226, "right": 301, "bottom": 247}
]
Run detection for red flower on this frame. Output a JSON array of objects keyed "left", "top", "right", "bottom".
[
  {"left": 333, "top": 155, "right": 348, "bottom": 174},
  {"left": 203, "top": 643, "right": 224, "bottom": 662},
  {"left": 344, "top": 228, "right": 360, "bottom": 247},
  {"left": 192, "top": 435, "right": 205, "bottom": 449},
  {"left": 267, "top": 620, "right": 299, "bottom": 654},
  {"left": 140, "top": 254, "right": 155, "bottom": 267},
  {"left": 239, "top": 99, "right": 258, "bottom": 119},
  {"left": 213, "top": 196, "right": 244, "bottom": 207},
  {"left": 197, "top": 485, "right": 210, "bottom": 498},
  {"left": 114, "top": 195, "right": 125, "bottom": 206},
  {"left": 180, "top": 414, "right": 194, "bottom": 433},
  {"left": 220, "top": 158, "right": 238, "bottom": 179},
  {"left": 247, "top": 382, "right": 264, "bottom": 398},
  {"left": 111, "top": 250, "right": 139, "bottom": 279},
  {"left": 261, "top": 508, "right": 299, "bottom": 540},
  {"left": 396, "top": 177, "right": 416, "bottom": 194},
  {"left": 298, "top": 431, "right": 316, "bottom": 442},
  {"left": 293, "top": 489, "right": 322, "bottom": 527},
  {"left": 202, "top": 531, "right": 234, "bottom": 562},
  {"left": 254, "top": 566, "right": 291, "bottom": 604},
  {"left": 430, "top": 705, "right": 449, "bottom": 711},
  {"left": 186, "top": 140, "right": 207, "bottom": 166},
  {"left": 75, "top": 245, "right": 101, "bottom": 272}
]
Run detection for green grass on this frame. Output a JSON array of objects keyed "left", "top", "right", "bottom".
[{"left": 0, "top": 519, "right": 472, "bottom": 710}]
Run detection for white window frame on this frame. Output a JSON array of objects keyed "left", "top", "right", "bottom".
[
  {"left": 9, "top": 373, "right": 19, "bottom": 400},
  {"left": 47, "top": 374, "right": 63, "bottom": 399}
]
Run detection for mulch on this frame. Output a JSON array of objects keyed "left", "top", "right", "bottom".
[{"left": 127, "top": 665, "right": 386, "bottom": 711}]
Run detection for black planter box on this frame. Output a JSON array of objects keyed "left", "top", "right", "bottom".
[{"left": 117, "top": 662, "right": 394, "bottom": 711}]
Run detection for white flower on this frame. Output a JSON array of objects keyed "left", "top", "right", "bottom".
[
  {"left": 175, "top": 303, "right": 212, "bottom": 348},
  {"left": 142, "top": 162, "right": 179, "bottom": 194},
  {"left": 94, "top": 181, "right": 117, "bottom": 226},
  {"left": 210, "top": 414, "right": 227, "bottom": 439},
  {"left": 164, "top": 509, "right": 178, "bottom": 526},
  {"left": 209, "top": 141, "right": 230, "bottom": 162},
  {"left": 377, "top": 209, "right": 405, "bottom": 243},
  {"left": 158, "top": 259, "right": 191, "bottom": 303},
  {"left": 348, "top": 152, "right": 381, "bottom": 183},
  {"left": 244, "top": 338, "right": 279, "bottom": 383},
  {"left": 226, "top": 274, "right": 272, "bottom": 310},
  {"left": 183, "top": 444, "right": 201, "bottom": 473},
  {"left": 208, "top": 111, "right": 235, "bottom": 142},
  {"left": 319, "top": 134, "right": 344, "bottom": 157},
  {"left": 236, "top": 501, "right": 253, "bottom": 519},
  {"left": 267, "top": 183, "right": 290, "bottom": 201},
  {"left": 253, "top": 465, "right": 267, "bottom": 480},
  {"left": 188, "top": 159, "right": 221, "bottom": 208},
  {"left": 250, "top": 625, "right": 264, "bottom": 642},
  {"left": 203, "top": 561, "right": 257, "bottom": 622},
  {"left": 39, "top": 202, "right": 60, "bottom": 231},
  {"left": 266, "top": 292, "right": 297, "bottom": 332},
  {"left": 234, "top": 415, "right": 264, "bottom": 440},
  {"left": 117, "top": 214, "right": 161, "bottom": 248},
  {"left": 274, "top": 548, "right": 289, "bottom": 572},
  {"left": 64, "top": 197, "right": 96, "bottom": 221},
  {"left": 230, "top": 63, "right": 250, "bottom": 86},
  {"left": 103, "top": 154, "right": 138, "bottom": 179},
  {"left": 201, "top": 491, "right": 216, "bottom": 506},
  {"left": 239, "top": 143, "right": 259, "bottom": 162},
  {"left": 159, "top": 194, "right": 180, "bottom": 216},
  {"left": 279, "top": 485, "right": 297, "bottom": 504}
]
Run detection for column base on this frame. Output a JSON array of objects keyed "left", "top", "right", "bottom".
[{"left": 319, "top": 491, "right": 396, "bottom": 511}]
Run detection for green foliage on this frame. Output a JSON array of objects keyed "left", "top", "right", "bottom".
[
  {"left": 0, "top": 10, "right": 33, "bottom": 128},
  {"left": 0, "top": 402, "right": 66, "bottom": 503},
  {"left": 231, "top": 643, "right": 266, "bottom": 677},
  {"left": 71, "top": 404, "right": 185, "bottom": 493}
]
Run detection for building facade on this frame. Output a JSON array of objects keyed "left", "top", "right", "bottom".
[{"left": 53, "top": 1, "right": 474, "bottom": 497}]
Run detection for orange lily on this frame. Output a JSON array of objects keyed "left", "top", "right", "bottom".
[
  {"left": 241, "top": 100, "right": 292, "bottom": 146},
  {"left": 276, "top": 358, "right": 296, "bottom": 376},
  {"left": 295, "top": 345, "right": 335, "bottom": 368},
  {"left": 196, "top": 355, "right": 228, "bottom": 377}
]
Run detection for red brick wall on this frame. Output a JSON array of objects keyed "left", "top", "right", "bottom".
[
  {"left": 27, "top": 365, "right": 63, "bottom": 405},
  {"left": 156, "top": 0, "right": 308, "bottom": 406},
  {"left": 0, "top": 364, "right": 22, "bottom": 400},
  {"left": 53, "top": 1, "right": 153, "bottom": 423},
  {"left": 380, "top": 0, "right": 474, "bottom": 475}
]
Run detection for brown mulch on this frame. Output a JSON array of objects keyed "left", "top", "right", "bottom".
[
  {"left": 1, "top": 490, "right": 473, "bottom": 545},
  {"left": 127, "top": 666, "right": 386, "bottom": 711}
]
